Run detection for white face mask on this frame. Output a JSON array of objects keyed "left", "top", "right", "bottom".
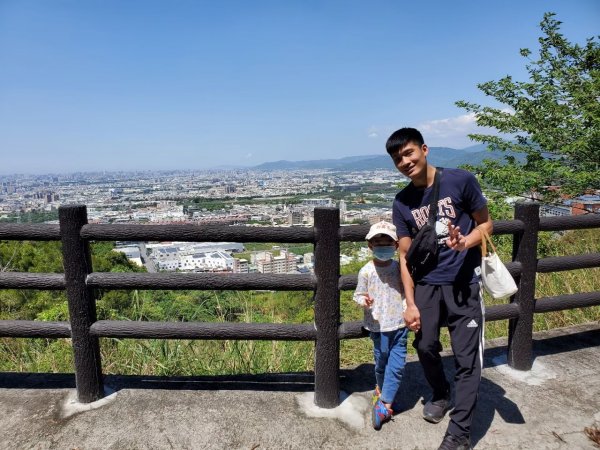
[{"left": 372, "top": 246, "right": 396, "bottom": 261}]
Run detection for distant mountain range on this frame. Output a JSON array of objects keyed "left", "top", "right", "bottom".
[{"left": 251, "top": 143, "right": 517, "bottom": 171}]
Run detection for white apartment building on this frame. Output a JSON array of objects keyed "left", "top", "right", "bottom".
[
  {"left": 233, "top": 258, "right": 249, "bottom": 273},
  {"left": 155, "top": 247, "right": 180, "bottom": 260},
  {"left": 288, "top": 209, "right": 304, "bottom": 225},
  {"left": 179, "top": 242, "right": 244, "bottom": 255},
  {"left": 158, "top": 259, "right": 181, "bottom": 271},
  {"left": 152, "top": 242, "right": 244, "bottom": 262},
  {"left": 180, "top": 251, "right": 234, "bottom": 271},
  {"left": 255, "top": 250, "right": 298, "bottom": 274},
  {"left": 368, "top": 212, "right": 393, "bottom": 224},
  {"left": 302, "top": 198, "right": 334, "bottom": 207}
]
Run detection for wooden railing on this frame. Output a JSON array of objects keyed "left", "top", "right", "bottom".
[{"left": 0, "top": 203, "right": 599, "bottom": 407}]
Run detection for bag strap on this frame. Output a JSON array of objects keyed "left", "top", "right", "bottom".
[
  {"left": 428, "top": 168, "right": 442, "bottom": 226},
  {"left": 476, "top": 225, "right": 497, "bottom": 257}
]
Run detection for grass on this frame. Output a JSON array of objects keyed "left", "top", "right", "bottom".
[{"left": 100, "top": 339, "right": 315, "bottom": 376}]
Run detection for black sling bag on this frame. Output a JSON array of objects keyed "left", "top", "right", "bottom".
[{"left": 405, "top": 168, "right": 442, "bottom": 281}]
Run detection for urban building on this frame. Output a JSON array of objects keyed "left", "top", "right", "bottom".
[
  {"left": 288, "top": 209, "right": 304, "bottom": 226},
  {"left": 570, "top": 195, "right": 600, "bottom": 215},
  {"left": 254, "top": 250, "right": 298, "bottom": 274},
  {"left": 233, "top": 258, "right": 249, "bottom": 273}
]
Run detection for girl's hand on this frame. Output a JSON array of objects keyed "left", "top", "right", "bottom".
[{"left": 404, "top": 304, "right": 421, "bottom": 332}]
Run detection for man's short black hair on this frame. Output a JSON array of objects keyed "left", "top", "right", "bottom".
[{"left": 385, "top": 128, "right": 425, "bottom": 155}]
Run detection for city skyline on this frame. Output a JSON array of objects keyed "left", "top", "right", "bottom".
[{"left": 1, "top": 1, "right": 598, "bottom": 175}]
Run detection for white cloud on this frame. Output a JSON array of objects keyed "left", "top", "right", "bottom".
[
  {"left": 367, "top": 126, "right": 379, "bottom": 138},
  {"left": 368, "top": 112, "right": 509, "bottom": 149},
  {"left": 245, "top": 153, "right": 253, "bottom": 159},
  {"left": 417, "top": 113, "right": 501, "bottom": 148}
]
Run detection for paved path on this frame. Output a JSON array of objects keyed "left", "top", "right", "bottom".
[{"left": 1, "top": 323, "right": 599, "bottom": 449}]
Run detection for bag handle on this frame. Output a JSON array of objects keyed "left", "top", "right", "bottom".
[
  {"left": 427, "top": 168, "right": 443, "bottom": 227},
  {"left": 476, "top": 225, "right": 497, "bottom": 257}
]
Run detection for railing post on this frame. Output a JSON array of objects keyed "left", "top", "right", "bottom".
[
  {"left": 313, "top": 207, "right": 340, "bottom": 407},
  {"left": 507, "top": 202, "right": 540, "bottom": 370},
  {"left": 59, "top": 205, "right": 104, "bottom": 402}
]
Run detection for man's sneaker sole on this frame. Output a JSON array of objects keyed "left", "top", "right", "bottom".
[{"left": 423, "top": 411, "right": 447, "bottom": 424}]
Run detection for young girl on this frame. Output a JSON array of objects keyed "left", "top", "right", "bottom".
[{"left": 353, "top": 221, "right": 407, "bottom": 430}]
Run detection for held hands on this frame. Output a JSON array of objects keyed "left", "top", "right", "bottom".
[
  {"left": 446, "top": 224, "right": 468, "bottom": 252},
  {"left": 404, "top": 304, "right": 421, "bottom": 332}
]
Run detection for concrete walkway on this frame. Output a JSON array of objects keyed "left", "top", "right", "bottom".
[{"left": 1, "top": 322, "right": 599, "bottom": 449}]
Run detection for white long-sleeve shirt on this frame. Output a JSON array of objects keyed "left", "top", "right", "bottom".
[{"left": 353, "top": 260, "right": 406, "bottom": 332}]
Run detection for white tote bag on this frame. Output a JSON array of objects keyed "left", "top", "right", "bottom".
[{"left": 477, "top": 226, "right": 518, "bottom": 299}]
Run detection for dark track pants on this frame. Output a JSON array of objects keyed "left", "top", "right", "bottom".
[{"left": 413, "top": 282, "right": 484, "bottom": 438}]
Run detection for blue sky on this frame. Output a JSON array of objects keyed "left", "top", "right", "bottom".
[{"left": 1, "top": 1, "right": 598, "bottom": 174}]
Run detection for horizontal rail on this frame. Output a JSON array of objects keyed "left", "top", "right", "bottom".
[
  {"left": 485, "top": 303, "right": 521, "bottom": 321},
  {"left": 0, "top": 302, "right": 523, "bottom": 342},
  {"left": 504, "top": 261, "right": 522, "bottom": 277},
  {"left": 0, "top": 320, "right": 71, "bottom": 338},
  {"left": 86, "top": 272, "right": 316, "bottom": 291},
  {"left": 338, "top": 220, "right": 525, "bottom": 242},
  {"left": 491, "top": 220, "right": 525, "bottom": 235},
  {"left": 0, "top": 223, "right": 61, "bottom": 241},
  {"left": 540, "top": 214, "right": 600, "bottom": 231},
  {"left": 0, "top": 273, "right": 66, "bottom": 290},
  {"left": 90, "top": 320, "right": 317, "bottom": 340},
  {"left": 339, "top": 225, "right": 370, "bottom": 242},
  {"left": 81, "top": 223, "right": 315, "bottom": 243},
  {"left": 339, "top": 264, "right": 521, "bottom": 292},
  {"left": 338, "top": 303, "right": 520, "bottom": 340},
  {"left": 534, "top": 291, "right": 600, "bottom": 313},
  {"left": 338, "top": 321, "right": 367, "bottom": 339},
  {"left": 536, "top": 254, "right": 600, "bottom": 273},
  {"left": 0, "top": 219, "right": 525, "bottom": 244},
  {"left": 339, "top": 275, "right": 357, "bottom": 290},
  {"left": 0, "top": 258, "right": 522, "bottom": 294}
]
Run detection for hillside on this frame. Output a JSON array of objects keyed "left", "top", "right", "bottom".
[{"left": 252, "top": 144, "right": 515, "bottom": 171}]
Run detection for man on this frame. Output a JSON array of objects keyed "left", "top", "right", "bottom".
[{"left": 387, "top": 128, "right": 493, "bottom": 450}]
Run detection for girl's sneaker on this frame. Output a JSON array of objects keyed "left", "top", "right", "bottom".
[
  {"left": 371, "top": 398, "right": 393, "bottom": 430},
  {"left": 371, "top": 385, "right": 381, "bottom": 405}
]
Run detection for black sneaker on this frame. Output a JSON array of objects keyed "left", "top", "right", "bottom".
[
  {"left": 423, "top": 391, "right": 451, "bottom": 423},
  {"left": 438, "top": 432, "right": 472, "bottom": 450}
]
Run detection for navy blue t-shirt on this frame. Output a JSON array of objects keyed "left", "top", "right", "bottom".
[{"left": 392, "top": 168, "right": 487, "bottom": 285}]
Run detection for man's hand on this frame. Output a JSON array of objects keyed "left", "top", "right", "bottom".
[
  {"left": 404, "top": 304, "right": 421, "bottom": 332},
  {"left": 363, "top": 294, "right": 374, "bottom": 308},
  {"left": 446, "top": 224, "right": 468, "bottom": 252},
  {"left": 447, "top": 206, "right": 491, "bottom": 252}
]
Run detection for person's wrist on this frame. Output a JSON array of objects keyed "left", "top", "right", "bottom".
[
  {"left": 464, "top": 234, "right": 471, "bottom": 249},
  {"left": 465, "top": 233, "right": 475, "bottom": 249}
]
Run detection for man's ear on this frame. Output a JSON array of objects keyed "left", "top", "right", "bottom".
[{"left": 421, "top": 144, "right": 429, "bottom": 157}]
